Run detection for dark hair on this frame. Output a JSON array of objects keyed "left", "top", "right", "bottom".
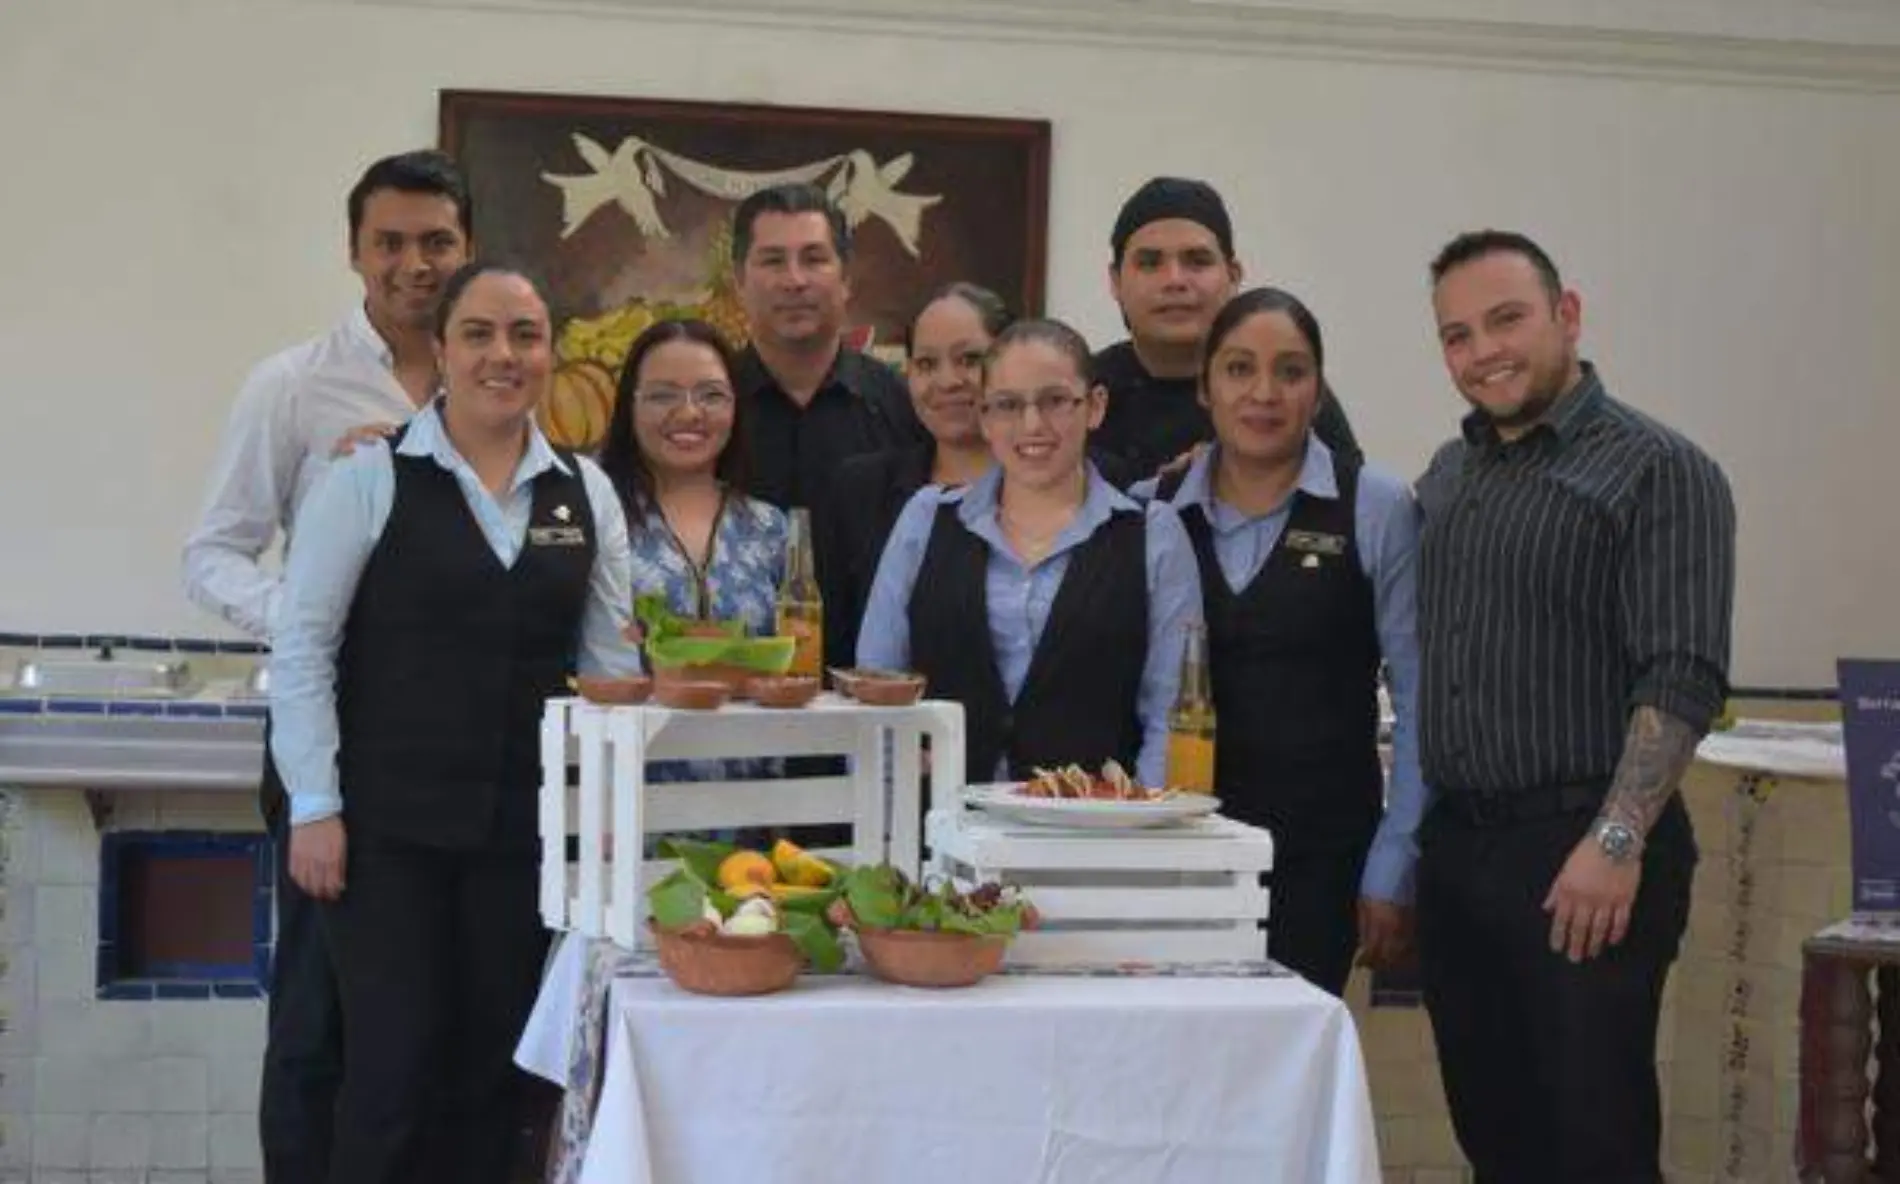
[
  {"left": 597, "top": 319, "right": 750, "bottom": 516},
  {"left": 347, "top": 150, "right": 473, "bottom": 245},
  {"left": 1199, "top": 287, "right": 1325, "bottom": 390},
  {"left": 903, "top": 282, "right": 1014, "bottom": 355},
  {"left": 986, "top": 317, "right": 1094, "bottom": 386},
  {"left": 731, "top": 183, "right": 851, "bottom": 267},
  {"left": 1429, "top": 230, "right": 1563, "bottom": 304},
  {"left": 431, "top": 261, "right": 551, "bottom": 342}
]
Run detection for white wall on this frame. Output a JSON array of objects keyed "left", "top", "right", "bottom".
[{"left": 2, "top": 0, "right": 1896, "bottom": 687}]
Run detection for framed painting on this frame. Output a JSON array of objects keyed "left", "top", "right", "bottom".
[{"left": 439, "top": 89, "right": 1051, "bottom": 450}]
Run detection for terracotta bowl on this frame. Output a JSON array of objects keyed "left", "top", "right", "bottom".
[
  {"left": 854, "top": 927, "right": 1007, "bottom": 988},
  {"left": 746, "top": 675, "right": 820, "bottom": 709},
  {"left": 653, "top": 678, "right": 731, "bottom": 711},
  {"left": 575, "top": 675, "right": 653, "bottom": 706},
  {"left": 649, "top": 921, "right": 800, "bottom": 996},
  {"left": 847, "top": 672, "right": 926, "bottom": 707},
  {"left": 654, "top": 662, "right": 756, "bottom": 697}
]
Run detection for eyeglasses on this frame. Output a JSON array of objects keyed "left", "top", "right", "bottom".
[
  {"left": 635, "top": 385, "right": 736, "bottom": 414},
  {"left": 979, "top": 392, "right": 1087, "bottom": 422}
]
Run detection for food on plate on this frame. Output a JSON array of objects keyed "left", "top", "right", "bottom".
[{"left": 1016, "top": 759, "right": 1181, "bottom": 802}]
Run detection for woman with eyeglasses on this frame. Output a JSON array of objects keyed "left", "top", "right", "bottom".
[
  {"left": 816, "top": 282, "right": 1012, "bottom": 668},
  {"left": 597, "top": 319, "right": 787, "bottom": 648},
  {"left": 857, "top": 318, "right": 1202, "bottom": 788}
]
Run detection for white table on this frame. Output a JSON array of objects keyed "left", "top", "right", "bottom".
[{"left": 537, "top": 958, "right": 1379, "bottom": 1184}]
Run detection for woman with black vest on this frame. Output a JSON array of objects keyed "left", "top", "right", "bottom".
[
  {"left": 1141, "top": 288, "right": 1427, "bottom": 996},
  {"left": 269, "top": 262, "right": 644, "bottom": 1184},
  {"left": 816, "top": 282, "right": 1011, "bottom": 669},
  {"left": 857, "top": 318, "right": 1202, "bottom": 788}
]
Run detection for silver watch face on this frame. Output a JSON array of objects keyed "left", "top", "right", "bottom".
[{"left": 1596, "top": 821, "right": 1639, "bottom": 862}]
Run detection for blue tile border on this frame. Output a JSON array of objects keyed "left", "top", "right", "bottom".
[
  {"left": 107, "top": 701, "right": 167, "bottom": 717},
  {"left": 96, "top": 829, "right": 274, "bottom": 1002},
  {"left": 44, "top": 698, "right": 106, "bottom": 715},
  {"left": 0, "top": 699, "right": 44, "bottom": 714},
  {"left": 0, "top": 633, "right": 39, "bottom": 647},
  {"left": 156, "top": 982, "right": 213, "bottom": 1001}
]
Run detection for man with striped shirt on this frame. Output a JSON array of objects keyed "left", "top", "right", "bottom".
[{"left": 1413, "top": 231, "right": 1735, "bottom": 1184}]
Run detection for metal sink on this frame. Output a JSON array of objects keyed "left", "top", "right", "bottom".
[
  {"left": 0, "top": 712, "right": 263, "bottom": 792},
  {"left": 12, "top": 656, "right": 196, "bottom": 698}
]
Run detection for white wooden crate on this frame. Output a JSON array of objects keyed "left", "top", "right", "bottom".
[
  {"left": 926, "top": 806, "right": 1275, "bottom": 966},
  {"left": 540, "top": 694, "right": 964, "bottom": 949}
]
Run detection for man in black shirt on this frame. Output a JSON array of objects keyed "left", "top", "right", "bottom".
[
  {"left": 1414, "top": 230, "right": 1735, "bottom": 1184},
  {"left": 1091, "top": 177, "right": 1356, "bottom": 484},
  {"left": 730, "top": 183, "right": 924, "bottom": 516}
]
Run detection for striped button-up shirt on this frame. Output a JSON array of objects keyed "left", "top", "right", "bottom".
[{"left": 1415, "top": 363, "right": 1736, "bottom": 794}]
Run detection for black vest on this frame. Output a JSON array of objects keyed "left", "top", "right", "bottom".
[
  {"left": 335, "top": 437, "right": 596, "bottom": 850},
  {"left": 1165, "top": 456, "right": 1384, "bottom": 851},
  {"left": 908, "top": 502, "right": 1148, "bottom": 781}
]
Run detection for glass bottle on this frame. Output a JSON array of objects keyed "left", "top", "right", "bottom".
[
  {"left": 775, "top": 507, "right": 824, "bottom": 678},
  {"left": 1164, "top": 621, "right": 1217, "bottom": 794}
]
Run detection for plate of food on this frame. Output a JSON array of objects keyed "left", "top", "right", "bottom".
[{"left": 961, "top": 761, "right": 1220, "bottom": 830}]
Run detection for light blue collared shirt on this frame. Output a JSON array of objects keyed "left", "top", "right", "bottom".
[
  {"left": 269, "top": 403, "right": 644, "bottom": 826},
  {"left": 857, "top": 464, "right": 1203, "bottom": 788},
  {"left": 1134, "top": 438, "right": 1430, "bottom": 905}
]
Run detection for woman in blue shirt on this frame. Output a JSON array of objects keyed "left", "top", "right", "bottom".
[
  {"left": 1141, "top": 287, "right": 1427, "bottom": 995},
  {"left": 597, "top": 319, "right": 787, "bottom": 635},
  {"left": 857, "top": 318, "right": 1201, "bottom": 789},
  {"left": 270, "top": 262, "right": 644, "bottom": 1184}
]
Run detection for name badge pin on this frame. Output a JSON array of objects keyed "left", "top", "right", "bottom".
[{"left": 553, "top": 505, "right": 572, "bottom": 523}]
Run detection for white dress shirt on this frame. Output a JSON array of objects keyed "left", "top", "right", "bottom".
[
  {"left": 181, "top": 306, "right": 420, "bottom": 641},
  {"left": 268, "top": 402, "right": 645, "bottom": 825}
]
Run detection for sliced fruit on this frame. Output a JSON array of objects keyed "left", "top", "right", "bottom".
[
  {"left": 770, "top": 838, "right": 836, "bottom": 888},
  {"left": 715, "top": 850, "right": 777, "bottom": 892}
]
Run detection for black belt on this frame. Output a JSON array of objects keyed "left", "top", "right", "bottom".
[{"left": 1434, "top": 779, "right": 1609, "bottom": 828}]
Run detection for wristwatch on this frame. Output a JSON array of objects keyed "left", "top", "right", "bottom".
[{"left": 1592, "top": 819, "right": 1642, "bottom": 865}]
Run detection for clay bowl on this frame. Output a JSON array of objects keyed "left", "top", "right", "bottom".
[
  {"left": 652, "top": 678, "right": 731, "bottom": 711},
  {"left": 655, "top": 662, "right": 756, "bottom": 697},
  {"left": 854, "top": 927, "right": 1007, "bottom": 988},
  {"left": 649, "top": 921, "right": 800, "bottom": 996},
  {"left": 574, "top": 675, "right": 653, "bottom": 706},
  {"left": 836, "top": 669, "right": 926, "bottom": 707},
  {"left": 746, "top": 675, "right": 820, "bottom": 709}
]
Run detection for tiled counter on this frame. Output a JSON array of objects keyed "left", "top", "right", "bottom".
[{"left": 1, "top": 636, "right": 272, "bottom": 1182}]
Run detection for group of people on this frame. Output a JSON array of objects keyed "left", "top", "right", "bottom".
[{"left": 181, "top": 146, "right": 1735, "bottom": 1184}]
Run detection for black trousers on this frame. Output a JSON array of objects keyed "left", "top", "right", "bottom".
[
  {"left": 1417, "top": 795, "right": 1694, "bottom": 1184},
  {"left": 319, "top": 835, "right": 549, "bottom": 1184},
  {"left": 259, "top": 736, "right": 343, "bottom": 1184},
  {"left": 1266, "top": 842, "right": 1370, "bottom": 997}
]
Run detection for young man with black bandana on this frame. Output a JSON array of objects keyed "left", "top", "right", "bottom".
[{"left": 1092, "top": 177, "right": 1359, "bottom": 485}]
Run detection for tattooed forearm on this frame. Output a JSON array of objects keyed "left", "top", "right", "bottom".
[{"left": 1598, "top": 706, "right": 1702, "bottom": 839}]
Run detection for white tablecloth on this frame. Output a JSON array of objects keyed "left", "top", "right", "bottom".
[
  {"left": 564, "top": 969, "right": 1378, "bottom": 1184},
  {"left": 1695, "top": 719, "right": 1845, "bottom": 780}
]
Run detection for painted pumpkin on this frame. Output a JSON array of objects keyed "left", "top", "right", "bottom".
[{"left": 539, "top": 360, "right": 617, "bottom": 451}]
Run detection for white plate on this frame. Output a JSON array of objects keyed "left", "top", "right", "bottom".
[{"left": 961, "top": 784, "right": 1221, "bottom": 830}]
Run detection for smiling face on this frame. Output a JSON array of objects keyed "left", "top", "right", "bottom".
[
  {"left": 1109, "top": 218, "right": 1241, "bottom": 352},
  {"left": 434, "top": 271, "right": 552, "bottom": 433},
  {"left": 979, "top": 339, "right": 1106, "bottom": 493},
  {"left": 351, "top": 188, "right": 471, "bottom": 333},
  {"left": 629, "top": 338, "right": 738, "bottom": 481},
  {"left": 1202, "top": 310, "right": 1320, "bottom": 467},
  {"left": 1432, "top": 250, "right": 1582, "bottom": 433},
  {"left": 906, "top": 295, "right": 994, "bottom": 449},
  {"left": 735, "top": 210, "right": 850, "bottom": 350}
]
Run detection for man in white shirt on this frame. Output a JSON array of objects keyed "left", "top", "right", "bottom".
[{"left": 180, "top": 149, "right": 473, "bottom": 1184}]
